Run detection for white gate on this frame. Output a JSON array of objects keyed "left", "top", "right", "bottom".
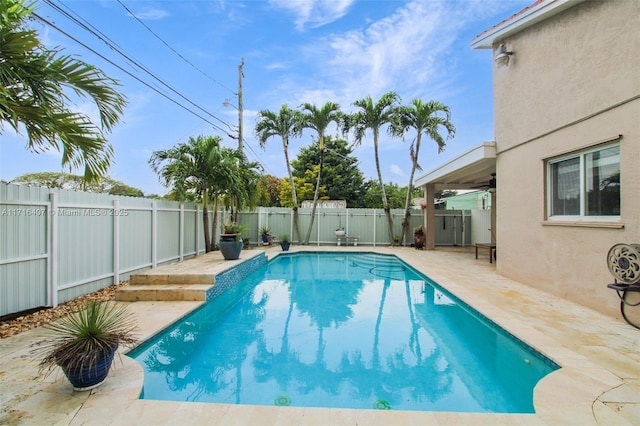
[{"left": 471, "top": 209, "right": 492, "bottom": 244}]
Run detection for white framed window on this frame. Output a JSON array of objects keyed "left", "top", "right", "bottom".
[{"left": 546, "top": 142, "right": 620, "bottom": 220}]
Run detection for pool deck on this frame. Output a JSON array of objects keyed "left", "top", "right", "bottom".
[{"left": 1, "top": 246, "right": 638, "bottom": 425}]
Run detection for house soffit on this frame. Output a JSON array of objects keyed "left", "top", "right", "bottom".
[{"left": 414, "top": 142, "right": 496, "bottom": 190}]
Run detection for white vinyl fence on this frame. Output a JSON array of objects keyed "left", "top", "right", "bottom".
[
  {"left": 247, "top": 207, "right": 471, "bottom": 247},
  {"left": 0, "top": 183, "right": 206, "bottom": 317},
  {"left": 1, "top": 182, "right": 473, "bottom": 317}
]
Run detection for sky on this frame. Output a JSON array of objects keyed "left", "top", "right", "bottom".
[{"left": 1, "top": 0, "right": 532, "bottom": 196}]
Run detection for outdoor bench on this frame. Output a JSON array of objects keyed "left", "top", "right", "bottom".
[
  {"left": 475, "top": 243, "right": 496, "bottom": 263},
  {"left": 336, "top": 235, "right": 360, "bottom": 246}
]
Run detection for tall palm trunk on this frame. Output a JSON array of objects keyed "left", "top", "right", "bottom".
[
  {"left": 402, "top": 134, "right": 422, "bottom": 245},
  {"left": 284, "top": 145, "right": 302, "bottom": 243},
  {"left": 202, "top": 189, "right": 212, "bottom": 253},
  {"left": 393, "top": 100, "right": 454, "bottom": 247},
  {"left": 304, "top": 141, "right": 324, "bottom": 244},
  {"left": 211, "top": 196, "right": 220, "bottom": 252},
  {"left": 373, "top": 129, "right": 395, "bottom": 244},
  {"left": 298, "top": 102, "right": 342, "bottom": 244}
]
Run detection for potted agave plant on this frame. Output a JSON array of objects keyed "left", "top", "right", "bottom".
[
  {"left": 280, "top": 235, "right": 291, "bottom": 251},
  {"left": 219, "top": 221, "right": 245, "bottom": 260},
  {"left": 259, "top": 225, "right": 271, "bottom": 245},
  {"left": 37, "top": 301, "right": 138, "bottom": 391}
]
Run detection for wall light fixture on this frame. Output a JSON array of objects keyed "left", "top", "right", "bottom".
[{"left": 494, "top": 44, "right": 513, "bottom": 67}]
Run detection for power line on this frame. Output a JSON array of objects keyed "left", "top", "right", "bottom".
[
  {"left": 244, "top": 140, "right": 275, "bottom": 176},
  {"left": 116, "top": 0, "right": 235, "bottom": 96},
  {"left": 42, "top": 0, "right": 235, "bottom": 132},
  {"left": 33, "top": 12, "right": 229, "bottom": 134},
  {"left": 35, "top": 3, "right": 273, "bottom": 175}
]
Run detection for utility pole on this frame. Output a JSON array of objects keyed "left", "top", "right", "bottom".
[{"left": 237, "top": 58, "right": 244, "bottom": 152}]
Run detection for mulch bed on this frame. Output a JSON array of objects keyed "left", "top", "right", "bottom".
[{"left": 0, "top": 282, "right": 128, "bottom": 339}]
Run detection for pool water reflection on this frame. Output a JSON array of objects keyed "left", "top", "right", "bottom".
[{"left": 128, "top": 252, "right": 558, "bottom": 412}]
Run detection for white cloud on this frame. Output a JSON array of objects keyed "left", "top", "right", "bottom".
[
  {"left": 265, "top": 62, "right": 289, "bottom": 71},
  {"left": 297, "top": 88, "right": 341, "bottom": 107},
  {"left": 130, "top": 8, "right": 170, "bottom": 21},
  {"left": 321, "top": 1, "right": 463, "bottom": 102},
  {"left": 261, "top": 0, "right": 484, "bottom": 111},
  {"left": 269, "top": 0, "right": 355, "bottom": 31},
  {"left": 272, "top": 0, "right": 520, "bottom": 114},
  {"left": 390, "top": 164, "right": 407, "bottom": 180}
]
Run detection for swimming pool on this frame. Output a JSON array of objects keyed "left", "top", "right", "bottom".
[{"left": 128, "top": 252, "right": 558, "bottom": 413}]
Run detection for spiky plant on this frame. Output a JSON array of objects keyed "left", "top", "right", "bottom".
[{"left": 38, "top": 301, "right": 138, "bottom": 376}]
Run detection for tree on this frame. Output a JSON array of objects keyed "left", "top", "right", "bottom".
[
  {"left": 297, "top": 102, "right": 344, "bottom": 244},
  {"left": 279, "top": 165, "right": 326, "bottom": 207},
  {"left": 362, "top": 180, "right": 418, "bottom": 209},
  {"left": 219, "top": 154, "right": 263, "bottom": 222},
  {"left": 11, "top": 172, "right": 144, "bottom": 196},
  {"left": 255, "top": 105, "right": 303, "bottom": 241},
  {"left": 149, "top": 135, "right": 243, "bottom": 252},
  {"left": 291, "top": 136, "right": 366, "bottom": 207},
  {"left": 0, "top": 0, "right": 126, "bottom": 183},
  {"left": 392, "top": 99, "right": 455, "bottom": 245},
  {"left": 348, "top": 92, "right": 401, "bottom": 244},
  {"left": 259, "top": 175, "right": 283, "bottom": 207}
]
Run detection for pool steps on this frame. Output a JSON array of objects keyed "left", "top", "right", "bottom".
[{"left": 115, "top": 250, "right": 266, "bottom": 302}]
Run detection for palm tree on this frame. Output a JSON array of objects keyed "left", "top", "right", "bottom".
[
  {"left": 221, "top": 153, "right": 263, "bottom": 223},
  {"left": 392, "top": 99, "right": 455, "bottom": 245},
  {"left": 0, "top": 0, "right": 126, "bottom": 183},
  {"left": 348, "top": 92, "right": 401, "bottom": 244},
  {"left": 255, "top": 105, "right": 303, "bottom": 242},
  {"left": 150, "top": 135, "right": 228, "bottom": 252},
  {"left": 297, "top": 102, "right": 344, "bottom": 244}
]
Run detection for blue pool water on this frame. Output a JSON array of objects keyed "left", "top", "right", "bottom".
[{"left": 128, "top": 252, "right": 558, "bottom": 413}]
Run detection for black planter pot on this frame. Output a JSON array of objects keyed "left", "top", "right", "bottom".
[
  {"left": 281, "top": 242, "right": 291, "bottom": 251},
  {"left": 60, "top": 344, "right": 118, "bottom": 391},
  {"left": 219, "top": 234, "right": 243, "bottom": 260}
]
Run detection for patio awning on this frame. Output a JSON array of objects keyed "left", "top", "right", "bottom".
[{"left": 415, "top": 142, "right": 496, "bottom": 190}]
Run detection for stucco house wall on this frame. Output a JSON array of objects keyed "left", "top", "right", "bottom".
[{"left": 491, "top": 0, "right": 639, "bottom": 317}]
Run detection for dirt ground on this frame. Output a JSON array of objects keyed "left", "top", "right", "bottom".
[{"left": 0, "top": 282, "right": 128, "bottom": 339}]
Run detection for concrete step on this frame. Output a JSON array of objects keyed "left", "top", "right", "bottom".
[
  {"left": 129, "top": 274, "right": 214, "bottom": 286},
  {"left": 118, "top": 250, "right": 266, "bottom": 302},
  {"left": 115, "top": 284, "right": 213, "bottom": 302}
]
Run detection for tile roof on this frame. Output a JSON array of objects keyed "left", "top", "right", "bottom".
[{"left": 472, "top": 0, "right": 545, "bottom": 41}]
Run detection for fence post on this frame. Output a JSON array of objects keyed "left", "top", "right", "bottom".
[
  {"left": 113, "top": 199, "right": 120, "bottom": 284},
  {"left": 151, "top": 200, "right": 157, "bottom": 268},
  {"left": 179, "top": 204, "right": 184, "bottom": 261},
  {"left": 345, "top": 211, "right": 349, "bottom": 236},
  {"left": 373, "top": 210, "right": 377, "bottom": 247},
  {"left": 316, "top": 211, "right": 320, "bottom": 246},
  {"left": 49, "top": 192, "right": 58, "bottom": 308},
  {"left": 461, "top": 211, "right": 466, "bottom": 247},
  {"left": 195, "top": 205, "right": 200, "bottom": 255}
]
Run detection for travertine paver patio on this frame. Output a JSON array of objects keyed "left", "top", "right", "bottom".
[{"left": 1, "top": 246, "right": 638, "bottom": 425}]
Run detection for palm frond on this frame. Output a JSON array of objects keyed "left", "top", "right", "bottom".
[{"left": 0, "top": 0, "right": 125, "bottom": 183}]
